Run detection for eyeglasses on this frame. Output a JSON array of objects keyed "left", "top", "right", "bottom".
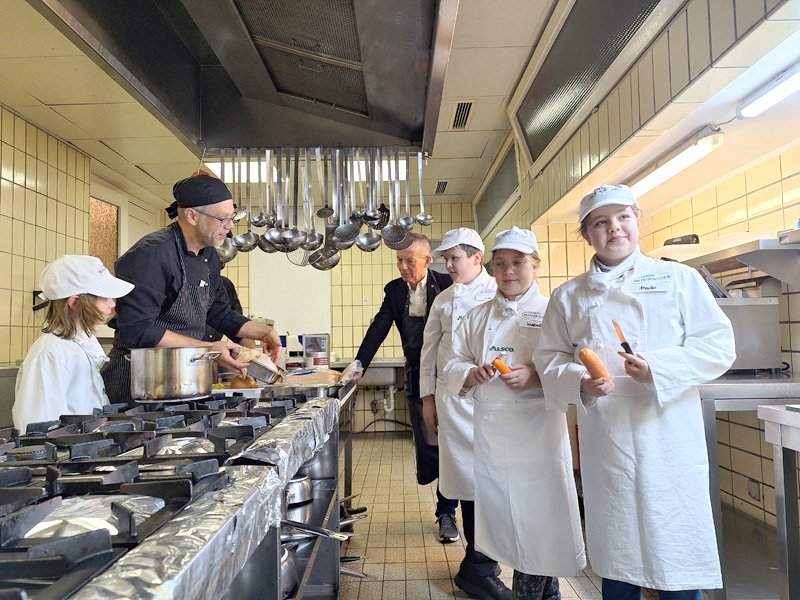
[
  {"left": 491, "top": 259, "right": 531, "bottom": 272},
  {"left": 192, "top": 209, "right": 238, "bottom": 227}
]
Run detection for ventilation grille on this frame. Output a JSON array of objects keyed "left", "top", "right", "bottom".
[
  {"left": 450, "top": 101, "right": 474, "bottom": 130},
  {"left": 435, "top": 181, "right": 448, "bottom": 195},
  {"left": 515, "top": 0, "right": 659, "bottom": 160}
]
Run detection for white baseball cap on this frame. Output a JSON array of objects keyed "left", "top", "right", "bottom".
[
  {"left": 490, "top": 226, "right": 539, "bottom": 255},
  {"left": 432, "top": 228, "right": 485, "bottom": 257},
  {"left": 40, "top": 255, "right": 134, "bottom": 301},
  {"left": 579, "top": 184, "right": 638, "bottom": 222}
]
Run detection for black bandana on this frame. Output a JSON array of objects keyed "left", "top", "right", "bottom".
[{"left": 166, "top": 174, "right": 233, "bottom": 219}]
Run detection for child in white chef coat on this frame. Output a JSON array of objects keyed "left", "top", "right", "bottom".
[
  {"left": 14, "top": 255, "right": 134, "bottom": 431},
  {"left": 419, "top": 228, "right": 505, "bottom": 599},
  {"left": 534, "top": 185, "right": 735, "bottom": 600},
  {"left": 445, "top": 227, "right": 586, "bottom": 600}
]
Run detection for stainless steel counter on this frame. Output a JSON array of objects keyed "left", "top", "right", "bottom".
[
  {"left": 757, "top": 404, "right": 800, "bottom": 600},
  {"left": 699, "top": 374, "right": 800, "bottom": 600},
  {"left": 73, "top": 383, "right": 358, "bottom": 600}
]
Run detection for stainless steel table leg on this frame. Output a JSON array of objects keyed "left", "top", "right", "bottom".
[
  {"left": 344, "top": 390, "right": 355, "bottom": 502},
  {"left": 702, "top": 398, "right": 726, "bottom": 600},
  {"left": 773, "top": 443, "right": 799, "bottom": 600}
]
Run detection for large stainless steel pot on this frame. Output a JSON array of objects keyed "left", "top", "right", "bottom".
[
  {"left": 280, "top": 546, "right": 299, "bottom": 599},
  {"left": 129, "top": 347, "right": 221, "bottom": 401},
  {"left": 297, "top": 447, "right": 337, "bottom": 480},
  {"left": 284, "top": 474, "right": 313, "bottom": 505}
]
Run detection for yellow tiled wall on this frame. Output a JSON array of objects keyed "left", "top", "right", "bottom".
[
  {"left": 339, "top": 202, "right": 474, "bottom": 434},
  {"left": 0, "top": 107, "right": 91, "bottom": 366},
  {"left": 530, "top": 143, "right": 800, "bottom": 527}
]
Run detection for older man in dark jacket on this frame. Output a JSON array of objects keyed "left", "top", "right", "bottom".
[{"left": 355, "top": 233, "right": 459, "bottom": 543}]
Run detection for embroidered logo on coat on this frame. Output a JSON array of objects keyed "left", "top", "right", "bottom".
[{"left": 489, "top": 345, "right": 514, "bottom": 352}]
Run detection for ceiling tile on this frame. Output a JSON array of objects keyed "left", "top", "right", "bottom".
[
  {"left": 51, "top": 103, "right": 173, "bottom": 139},
  {"left": 436, "top": 95, "right": 509, "bottom": 133},
  {"left": 432, "top": 131, "right": 490, "bottom": 159},
  {"left": 423, "top": 157, "right": 479, "bottom": 180},
  {"left": 107, "top": 163, "right": 162, "bottom": 187},
  {"left": 0, "top": 1, "right": 84, "bottom": 59},
  {"left": 13, "top": 105, "right": 90, "bottom": 141},
  {"left": 0, "top": 56, "right": 133, "bottom": 105},
  {"left": 71, "top": 139, "right": 131, "bottom": 166},
  {"left": 0, "top": 74, "right": 43, "bottom": 108},
  {"left": 101, "top": 137, "right": 198, "bottom": 165},
  {"left": 135, "top": 163, "right": 203, "bottom": 185},
  {"left": 452, "top": 0, "right": 552, "bottom": 49},
  {"left": 139, "top": 184, "right": 174, "bottom": 204},
  {"left": 442, "top": 47, "right": 529, "bottom": 98}
]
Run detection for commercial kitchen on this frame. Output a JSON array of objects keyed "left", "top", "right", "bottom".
[{"left": 0, "top": 0, "right": 799, "bottom": 599}]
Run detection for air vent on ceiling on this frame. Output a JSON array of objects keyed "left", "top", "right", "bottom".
[
  {"left": 435, "top": 181, "right": 448, "bottom": 194},
  {"left": 449, "top": 101, "right": 474, "bottom": 130}
]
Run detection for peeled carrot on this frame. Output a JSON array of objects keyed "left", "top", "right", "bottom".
[
  {"left": 579, "top": 348, "right": 610, "bottom": 380},
  {"left": 492, "top": 357, "right": 512, "bottom": 374}
]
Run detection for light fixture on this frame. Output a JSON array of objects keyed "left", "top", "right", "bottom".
[
  {"left": 737, "top": 62, "right": 800, "bottom": 119},
  {"left": 628, "top": 127, "right": 725, "bottom": 198}
]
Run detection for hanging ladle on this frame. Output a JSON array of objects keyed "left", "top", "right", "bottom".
[
  {"left": 316, "top": 148, "right": 334, "bottom": 219},
  {"left": 362, "top": 148, "right": 381, "bottom": 226},
  {"left": 301, "top": 147, "right": 324, "bottom": 251},
  {"left": 281, "top": 147, "right": 307, "bottom": 249},
  {"left": 381, "top": 148, "right": 408, "bottom": 244},
  {"left": 333, "top": 148, "right": 360, "bottom": 243},
  {"left": 355, "top": 151, "right": 382, "bottom": 252},
  {"left": 233, "top": 148, "right": 259, "bottom": 251},
  {"left": 397, "top": 148, "right": 416, "bottom": 231},
  {"left": 266, "top": 147, "right": 287, "bottom": 248},
  {"left": 251, "top": 148, "right": 269, "bottom": 227},
  {"left": 416, "top": 150, "right": 434, "bottom": 226}
]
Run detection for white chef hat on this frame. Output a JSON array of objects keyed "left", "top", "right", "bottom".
[
  {"left": 40, "top": 255, "right": 134, "bottom": 301},
  {"left": 490, "top": 226, "right": 539, "bottom": 255},
  {"left": 579, "top": 184, "right": 638, "bottom": 222},
  {"left": 432, "top": 228, "right": 485, "bottom": 257}
]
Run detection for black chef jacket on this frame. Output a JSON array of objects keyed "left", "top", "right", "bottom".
[{"left": 110, "top": 223, "right": 248, "bottom": 348}]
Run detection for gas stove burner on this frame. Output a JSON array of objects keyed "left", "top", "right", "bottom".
[{"left": 6, "top": 445, "right": 48, "bottom": 461}]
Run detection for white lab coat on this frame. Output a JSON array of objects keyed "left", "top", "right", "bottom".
[
  {"left": 420, "top": 268, "right": 496, "bottom": 499},
  {"left": 14, "top": 331, "right": 110, "bottom": 431},
  {"left": 444, "top": 282, "right": 586, "bottom": 576},
  {"left": 534, "top": 248, "right": 735, "bottom": 590}
]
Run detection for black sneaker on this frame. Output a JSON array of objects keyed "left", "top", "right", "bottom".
[
  {"left": 436, "top": 513, "right": 460, "bottom": 543},
  {"left": 454, "top": 572, "right": 512, "bottom": 600}
]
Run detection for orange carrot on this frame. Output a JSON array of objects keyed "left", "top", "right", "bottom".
[
  {"left": 492, "top": 356, "right": 512, "bottom": 374},
  {"left": 579, "top": 348, "right": 610, "bottom": 380}
]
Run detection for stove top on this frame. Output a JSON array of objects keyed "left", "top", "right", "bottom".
[{"left": 0, "top": 390, "right": 307, "bottom": 599}]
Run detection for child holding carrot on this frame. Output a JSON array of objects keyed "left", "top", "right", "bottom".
[
  {"left": 445, "top": 227, "right": 586, "bottom": 600},
  {"left": 14, "top": 255, "right": 134, "bottom": 430},
  {"left": 534, "top": 185, "right": 735, "bottom": 599}
]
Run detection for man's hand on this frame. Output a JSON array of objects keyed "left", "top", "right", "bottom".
[
  {"left": 619, "top": 351, "right": 653, "bottom": 383},
  {"left": 580, "top": 372, "right": 615, "bottom": 397},
  {"left": 210, "top": 341, "right": 250, "bottom": 373},
  {"left": 499, "top": 364, "right": 541, "bottom": 391},
  {"left": 261, "top": 328, "right": 283, "bottom": 365},
  {"left": 422, "top": 395, "right": 438, "bottom": 431}
]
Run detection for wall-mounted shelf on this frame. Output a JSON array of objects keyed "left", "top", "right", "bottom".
[{"left": 686, "top": 238, "right": 800, "bottom": 287}]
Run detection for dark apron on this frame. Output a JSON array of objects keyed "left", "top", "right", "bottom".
[
  {"left": 101, "top": 226, "right": 214, "bottom": 403},
  {"left": 402, "top": 299, "right": 440, "bottom": 486}
]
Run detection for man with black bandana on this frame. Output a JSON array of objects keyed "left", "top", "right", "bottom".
[{"left": 101, "top": 174, "right": 282, "bottom": 403}]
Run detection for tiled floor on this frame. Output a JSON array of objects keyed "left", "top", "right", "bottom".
[{"left": 338, "top": 432, "right": 660, "bottom": 600}]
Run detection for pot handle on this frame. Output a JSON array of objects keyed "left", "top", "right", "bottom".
[{"left": 189, "top": 351, "right": 222, "bottom": 364}]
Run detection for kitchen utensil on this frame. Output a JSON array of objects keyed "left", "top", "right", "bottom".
[
  {"left": 297, "top": 448, "right": 337, "bottom": 480},
  {"left": 364, "top": 148, "right": 381, "bottom": 224},
  {"left": 340, "top": 568, "right": 368, "bottom": 579},
  {"left": 280, "top": 519, "right": 352, "bottom": 541},
  {"left": 217, "top": 233, "right": 238, "bottom": 263},
  {"left": 251, "top": 148, "right": 269, "bottom": 227},
  {"left": 281, "top": 147, "right": 307, "bottom": 249},
  {"left": 416, "top": 151, "right": 434, "bottom": 226},
  {"left": 333, "top": 149, "right": 359, "bottom": 242},
  {"left": 129, "top": 346, "right": 221, "bottom": 401},
  {"left": 397, "top": 148, "right": 415, "bottom": 231},
  {"left": 246, "top": 358, "right": 288, "bottom": 384},
  {"left": 233, "top": 148, "right": 259, "bottom": 251},
  {"left": 316, "top": 148, "right": 334, "bottom": 218},
  {"left": 348, "top": 149, "right": 362, "bottom": 228},
  {"left": 310, "top": 249, "right": 341, "bottom": 270},
  {"left": 266, "top": 148, "right": 287, "bottom": 247},
  {"left": 612, "top": 320, "right": 633, "bottom": 354},
  {"left": 381, "top": 149, "right": 407, "bottom": 244},
  {"left": 280, "top": 546, "right": 299, "bottom": 600},
  {"left": 284, "top": 474, "right": 313, "bottom": 505},
  {"left": 301, "top": 148, "right": 323, "bottom": 251},
  {"left": 258, "top": 232, "right": 277, "bottom": 253},
  {"left": 664, "top": 234, "right": 700, "bottom": 245}
]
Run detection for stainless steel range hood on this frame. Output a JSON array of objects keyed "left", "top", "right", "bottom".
[
  {"left": 29, "top": 0, "right": 458, "bottom": 153},
  {"left": 688, "top": 237, "right": 800, "bottom": 287}
]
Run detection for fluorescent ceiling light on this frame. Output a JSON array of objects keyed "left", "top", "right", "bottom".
[
  {"left": 629, "top": 128, "right": 725, "bottom": 198},
  {"left": 737, "top": 62, "right": 800, "bottom": 119}
]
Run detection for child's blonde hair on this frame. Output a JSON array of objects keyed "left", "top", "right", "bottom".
[{"left": 42, "top": 294, "right": 106, "bottom": 339}]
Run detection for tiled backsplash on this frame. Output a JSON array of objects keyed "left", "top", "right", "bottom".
[{"left": 0, "top": 107, "right": 90, "bottom": 366}]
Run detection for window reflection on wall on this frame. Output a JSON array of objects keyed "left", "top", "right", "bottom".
[{"left": 89, "top": 198, "right": 119, "bottom": 274}]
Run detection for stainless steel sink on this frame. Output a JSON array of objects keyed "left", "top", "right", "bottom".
[{"left": 359, "top": 367, "right": 399, "bottom": 387}]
